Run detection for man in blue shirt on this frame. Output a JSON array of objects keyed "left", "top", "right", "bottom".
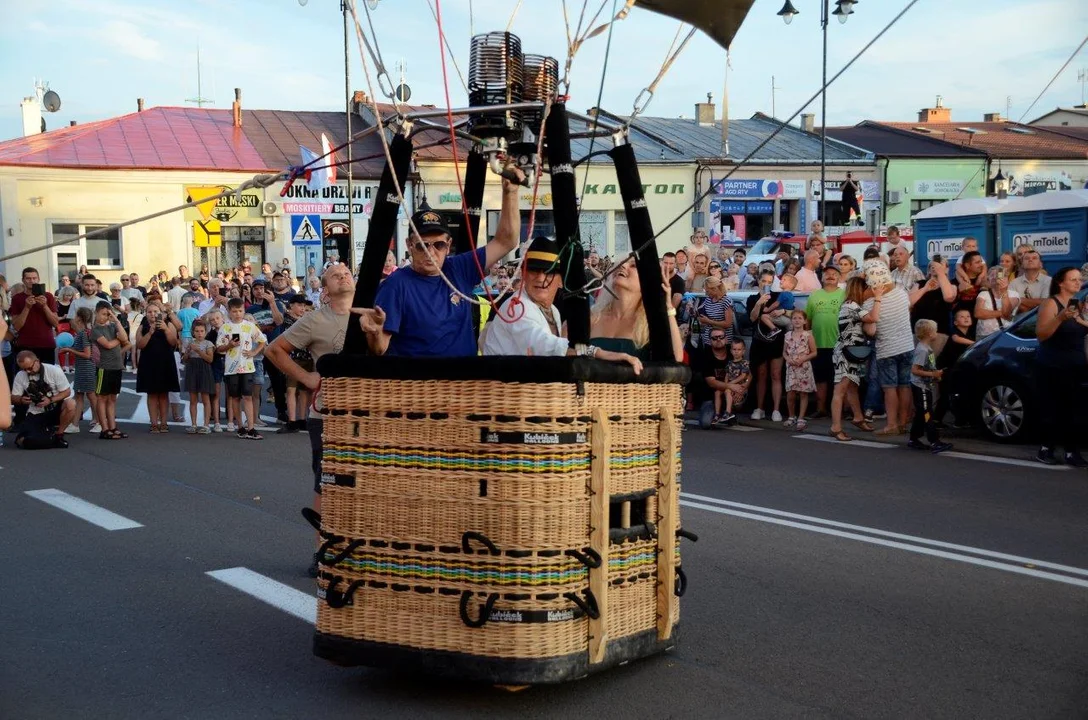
[{"left": 359, "top": 170, "right": 522, "bottom": 356}]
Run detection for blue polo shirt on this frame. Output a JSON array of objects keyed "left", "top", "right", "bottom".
[{"left": 375, "top": 247, "right": 487, "bottom": 357}]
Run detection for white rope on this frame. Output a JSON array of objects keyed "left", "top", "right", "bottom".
[{"left": 505, "top": 0, "right": 524, "bottom": 32}]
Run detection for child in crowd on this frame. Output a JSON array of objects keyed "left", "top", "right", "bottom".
[
  {"left": 183, "top": 319, "right": 216, "bottom": 434},
  {"left": 783, "top": 309, "right": 817, "bottom": 430},
  {"left": 276, "top": 295, "right": 315, "bottom": 434},
  {"left": 59, "top": 306, "right": 100, "bottom": 433},
  {"left": 177, "top": 295, "right": 199, "bottom": 352},
  {"left": 714, "top": 339, "right": 751, "bottom": 426},
  {"left": 216, "top": 298, "right": 267, "bottom": 440},
  {"left": 92, "top": 301, "right": 128, "bottom": 439},
  {"left": 204, "top": 309, "right": 226, "bottom": 432},
  {"left": 909, "top": 319, "right": 953, "bottom": 454},
  {"left": 244, "top": 313, "right": 268, "bottom": 428}
]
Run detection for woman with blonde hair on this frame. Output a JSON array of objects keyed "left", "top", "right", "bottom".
[{"left": 590, "top": 257, "right": 684, "bottom": 362}]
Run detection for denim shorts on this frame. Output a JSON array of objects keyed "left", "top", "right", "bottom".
[{"left": 876, "top": 350, "right": 913, "bottom": 388}]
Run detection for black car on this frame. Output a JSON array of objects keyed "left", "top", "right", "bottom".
[{"left": 949, "top": 289, "right": 1088, "bottom": 443}]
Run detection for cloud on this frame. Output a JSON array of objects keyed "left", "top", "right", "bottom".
[{"left": 101, "top": 20, "right": 162, "bottom": 61}]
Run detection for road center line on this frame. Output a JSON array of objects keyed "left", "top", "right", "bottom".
[
  {"left": 681, "top": 492, "right": 1088, "bottom": 578},
  {"left": 25, "top": 489, "right": 143, "bottom": 531},
  {"left": 207, "top": 567, "right": 317, "bottom": 624},
  {"left": 680, "top": 499, "right": 1088, "bottom": 589}
]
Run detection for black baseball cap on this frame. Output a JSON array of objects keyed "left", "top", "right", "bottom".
[
  {"left": 524, "top": 236, "right": 561, "bottom": 274},
  {"left": 287, "top": 293, "right": 308, "bottom": 305},
  {"left": 411, "top": 209, "right": 449, "bottom": 237}
]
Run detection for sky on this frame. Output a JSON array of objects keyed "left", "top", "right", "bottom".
[{"left": 0, "top": 0, "right": 1086, "bottom": 143}]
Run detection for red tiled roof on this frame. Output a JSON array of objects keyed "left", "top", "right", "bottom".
[
  {"left": 0, "top": 107, "right": 272, "bottom": 172},
  {"left": 880, "top": 121, "right": 1088, "bottom": 160}
]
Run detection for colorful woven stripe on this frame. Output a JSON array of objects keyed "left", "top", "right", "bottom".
[
  {"left": 324, "top": 551, "right": 588, "bottom": 586},
  {"left": 325, "top": 444, "right": 589, "bottom": 473}
]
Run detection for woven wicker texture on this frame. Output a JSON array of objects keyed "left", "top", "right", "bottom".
[{"left": 315, "top": 376, "right": 684, "bottom": 666}]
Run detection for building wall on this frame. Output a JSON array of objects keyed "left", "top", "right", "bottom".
[
  {"left": 417, "top": 161, "right": 695, "bottom": 257},
  {"left": 1028, "top": 110, "right": 1088, "bottom": 127},
  {"left": 997, "top": 159, "right": 1088, "bottom": 196},
  {"left": 882, "top": 157, "right": 988, "bottom": 227}
]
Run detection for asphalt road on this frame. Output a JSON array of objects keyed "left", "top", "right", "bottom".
[{"left": 1, "top": 389, "right": 1085, "bottom": 719}]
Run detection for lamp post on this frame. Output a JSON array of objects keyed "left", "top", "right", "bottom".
[
  {"left": 778, "top": 0, "right": 858, "bottom": 226},
  {"left": 993, "top": 169, "right": 1008, "bottom": 200}
]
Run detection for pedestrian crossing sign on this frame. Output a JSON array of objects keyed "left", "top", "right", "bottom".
[{"left": 291, "top": 214, "right": 321, "bottom": 246}]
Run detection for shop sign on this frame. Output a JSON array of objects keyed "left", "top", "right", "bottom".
[
  {"left": 1012, "top": 231, "right": 1071, "bottom": 255},
  {"left": 711, "top": 179, "right": 805, "bottom": 199},
  {"left": 1010, "top": 171, "right": 1074, "bottom": 196},
  {"left": 185, "top": 185, "right": 261, "bottom": 223},
  {"left": 814, "top": 179, "right": 880, "bottom": 202},
  {"left": 711, "top": 200, "right": 774, "bottom": 214},
  {"left": 913, "top": 179, "right": 964, "bottom": 198},
  {"left": 583, "top": 183, "right": 686, "bottom": 195},
  {"left": 322, "top": 220, "right": 350, "bottom": 239}
]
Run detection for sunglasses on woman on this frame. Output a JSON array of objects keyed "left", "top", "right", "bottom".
[{"left": 413, "top": 240, "right": 450, "bottom": 253}]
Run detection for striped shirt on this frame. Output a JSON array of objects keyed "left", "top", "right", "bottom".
[
  {"left": 862, "top": 286, "right": 914, "bottom": 359},
  {"left": 891, "top": 265, "right": 925, "bottom": 293},
  {"left": 698, "top": 296, "right": 734, "bottom": 346}
]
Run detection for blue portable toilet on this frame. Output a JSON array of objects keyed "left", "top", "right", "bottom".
[
  {"left": 913, "top": 197, "right": 1007, "bottom": 268},
  {"left": 997, "top": 190, "right": 1088, "bottom": 274}
]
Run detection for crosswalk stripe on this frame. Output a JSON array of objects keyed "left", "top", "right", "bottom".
[
  {"left": 25, "top": 489, "right": 143, "bottom": 531},
  {"left": 207, "top": 567, "right": 317, "bottom": 623},
  {"left": 793, "top": 434, "right": 895, "bottom": 450}
]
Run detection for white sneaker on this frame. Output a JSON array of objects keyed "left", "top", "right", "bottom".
[
  {"left": 89, "top": 422, "right": 102, "bottom": 433},
  {"left": 65, "top": 423, "right": 80, "bottom": 434},
  {"left": 212, "top": 423, "right": 223, "bottom": 433},
  {"left": 226, "top": 422, "right": 237, "bottom": 432},
  {"left": 750, "top": 409, "right": 764, "bottom": 421},
  {"left": 771, "top": 411, "right": 783, "bottom": 422}
]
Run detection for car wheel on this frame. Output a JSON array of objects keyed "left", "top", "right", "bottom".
[{"left": 978, "top": 381, "right": 1029, "bottom": 442}]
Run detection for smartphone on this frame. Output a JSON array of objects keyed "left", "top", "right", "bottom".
[
  {"left": 996, "top": 268, "right": 1006, "bottom": 281},
  {"left": 218, "top": 287, "right": 227, "bottom": 297},
  {"left": 231, "top": 333, "right": 241, "bottom": 343},
  {"left": 31, "top": 283, "right": 45, "bottom": 297},
  {"left": 760, "top": 284, "right": 770, "bottom": 295},
  {"left": 1069, "top": 299, "right": 1080, "bottom": 313}
]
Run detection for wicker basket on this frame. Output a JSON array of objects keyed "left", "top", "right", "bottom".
[{"left": 311, "top": 356, "right": 691, "bottom": 684}]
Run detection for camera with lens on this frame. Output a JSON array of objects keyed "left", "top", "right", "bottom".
[{"left": 24, "top": 377, "right": 55, "bottom": 408}]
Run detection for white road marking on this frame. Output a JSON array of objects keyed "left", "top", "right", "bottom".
[
  {"left": 115, "top": 387, "right": 280, "bottom": 426},
  {"left": 793, "top": 434, "right": 895, "bottom": 449},
  {"left": 939, "top": 450, "right": 1069, "bottom": 470},
  {"left": 207, "top": 567, "right": 317, "bottom": 623},
  {"left": 25, "top": 489, "right": 143, "bottom": 531},
  {"left": 680, "top": 497, "right": 1088, "bottom": 589}
]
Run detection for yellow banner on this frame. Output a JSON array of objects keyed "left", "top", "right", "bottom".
[{"left": 193, "top": 219, "right": 221, "bottom": 248}]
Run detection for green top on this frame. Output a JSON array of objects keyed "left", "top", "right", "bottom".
[
  {"left": 590, "top": 337, "right": 650, "bottom": 360},
  {"left": 805, "top": 287, "right": 846, "bottom": 349}
]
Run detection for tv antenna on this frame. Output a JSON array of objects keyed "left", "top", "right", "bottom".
[
  {"left": 185, "top": 45, "right": 214, "bottom": 108},
  {"left": 771, "top": 75, "right": 780, "bottom": 118},
  {"left": 1079, "top": 68, "right": 1088, "bottom": 104}
]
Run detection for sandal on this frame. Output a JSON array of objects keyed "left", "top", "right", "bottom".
[
  {"left": 851, "top": 419, "right": 874, "bottom": 432},
  {"left": 874, "top": 425, "right": 900, "bottom": 436},
  {"left": 149, "top": 423, "right": 160, "bottom": 434},
  {"left": 796, "top": 418, "right": 808, "bottom": 431},
  {"left": 828, "top": 429, "right": 853, "bottom": 442},
  {"left": 109, "top": 428, "right": 128, "bottom": 439}
]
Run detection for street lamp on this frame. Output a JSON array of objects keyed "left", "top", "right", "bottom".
[
  {"left": 779, "top": 0, "right": 859, "bottom": 226},
  {"left": 993, "top": 169, "right": 1008, "bottom": 199}
]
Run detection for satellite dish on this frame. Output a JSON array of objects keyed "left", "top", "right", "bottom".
[
  {"left": 41, "top": 117, "right": 47, "bottom": 133},
  {"left": 42, "top": 90, "right": 61, "bottom": 113},
  {"left": 367, "top": 0, "right": 380, "bottom": 9},
  {"left": 297, "top": 0, "right": 308, "bottom": 5},
  {"left": 395, "top": 83, "right": 412, "bottom": 103}
]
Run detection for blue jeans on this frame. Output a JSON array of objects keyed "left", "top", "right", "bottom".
[{"left": 864, "top": 354, "right": 885, "bottom": 414}]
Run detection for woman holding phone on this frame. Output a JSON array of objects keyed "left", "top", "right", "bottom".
[
  {"left": 135, "top": 301, "right": 180, "bottom": 433},
  {"left": 1035, "top": 267, "right": 1087, "bottom": 466}
]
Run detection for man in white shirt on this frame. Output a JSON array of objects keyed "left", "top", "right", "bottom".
[
  {"left": 198, "top": 278, "right": 229, "bottom": 316},
  {"left": 889, "top": 246, "right": 925, "bottom": 294},
  {"left": 12, "top": 351, "right": 77, "bottom": 447},
  {"left": 166, "top": 277, "right": 187, "bottom": 311},
  {"left": 481, "top": 237, "right": 642, "bottom": 372},
  {"left": 882, "top": 225, "right": 913, "bottom": 258},
  {"left": 1009, "top": 249, "right": 1049, "bottom": 315}
]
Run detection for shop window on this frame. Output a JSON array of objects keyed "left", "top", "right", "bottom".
[
  {"left": 910, "top": 199, "right": 946, "bottom": 216},
  {"left": 614, "top": 214, "right": 631, "bottom": 257},
  {"left": 578, "top": 211, "right": 607, "bottom": 253},
  {"left": 52, "top": 223, "right": 123, "bottom": 270}
]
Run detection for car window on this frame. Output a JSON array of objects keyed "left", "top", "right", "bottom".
[
  {"left": 1007, "top": 315, "right": 1036, "bottom": 340},
  {"left": 748, "top": 239, "right": 777, "bottom": 254}
]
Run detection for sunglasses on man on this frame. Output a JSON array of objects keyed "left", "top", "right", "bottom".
[{"left": 413, "top": 240, "right": 450, "bottom": 253}]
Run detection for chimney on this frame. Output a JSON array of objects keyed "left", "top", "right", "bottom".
[
  {"left": 352, "top": 90, "right": 369, "bottom": 115},
  {"left": 695, "top": 92, "right": 715, "bottom": 126},
  {"left": 983, "top": 112, "right": 1003, "bottom": 122},
  {"left": 917, "top": 95, "right": 951, "bottom": 123},
  {"left": 800, "top": 113, "right": 815, "bottom": 133},
  {"left": 69, "top": 120, "right": 77, "bottom": 127},
  {"left": 21, "top": 97, "right": 42, "bottom": 137},
  {"left": 137, "top": 98, "right": 145, "bottom": 112},
  {"left": 232, "top": 87, "right": 242, "bottom": 128}
]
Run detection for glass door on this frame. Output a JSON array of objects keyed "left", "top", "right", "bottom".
[{"left": 51, "top": 246, "right": 85, "bottom": 291}]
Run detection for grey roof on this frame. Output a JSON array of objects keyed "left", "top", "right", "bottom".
[{"left": 585, "top": 110, "right": 874, "bottom": 164}]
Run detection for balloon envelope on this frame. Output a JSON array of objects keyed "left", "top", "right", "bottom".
[{"left": 635, "top": 0, "right": 756, "bottom": 49}]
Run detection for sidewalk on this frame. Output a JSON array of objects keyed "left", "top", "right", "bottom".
[{"left": 687, "top": 409, "right": 1042, "bottom": 462}]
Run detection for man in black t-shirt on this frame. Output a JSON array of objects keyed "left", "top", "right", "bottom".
[
  {"left": 840, "top": 172, "right": 861, "bottom": 223},
  {"left": 690, "top": 332, "right": 732, "bottom": 428},
  {"left": 661, "top": 252, "right": 686, "bottom": 309},
  {"left": 909, "top": 258, "right": 957, "bottom": 335}
]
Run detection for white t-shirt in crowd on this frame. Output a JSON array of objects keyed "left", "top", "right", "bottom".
[
  {"left": 862, "top": 286, "right": 914, "bottom": 359},
  {"left": 975, "top": 289, "right": 1020, "bottom": 339},
  {"left": 12, "top": 363, "right": 71, "bottom": 415}
]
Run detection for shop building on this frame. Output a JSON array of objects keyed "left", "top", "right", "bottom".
[
  {"left": 883, "top": 102, "right": 1088, "bottom": 202},
  {"left": 0, "top": 94, "right": 411, "bottom": 288},
  {"left": 628, "top": 105, "right": 877, "bottom": 242},
  {"left": 825, "top": 121, "right": 988, "bottom": 227}
]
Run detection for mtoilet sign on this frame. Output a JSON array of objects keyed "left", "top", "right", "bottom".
[
  {"left": 1013, "top": 231, "right": 1071, "bottom": 256},
  {"left": 926, "top": 237, "right": 968, "bottom": 259}
]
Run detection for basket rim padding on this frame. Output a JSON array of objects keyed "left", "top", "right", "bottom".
[{"left": 316, "top": 355, "right": 691, "bottom": 386}]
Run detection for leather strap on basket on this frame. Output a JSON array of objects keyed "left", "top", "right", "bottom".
[
  {"left": 301, "top": 507, "right": 343, "bottom": 543},
  {"left": 461, "top": 531, "right": 501, "bottom": 556},
  {"left": 563, "top": 589, "right": 601, "bottom": 620},
  {"left": 322, "top": 575, "right": 367, "bottom": 609},
  {"left": 678, "top": 528, "right": 699, "bottom": 543},
  {"left": 459, "top": 591, "right": 499, "bottom": 628},
  {"left": 320, "top": 538, "right": 370, "bottom": 568},
  {"left": 674, "top": 567, "right": 687, "bottom": 597},
  {"left": 564, "top": 547, "right": 602, "bottom": 569}
]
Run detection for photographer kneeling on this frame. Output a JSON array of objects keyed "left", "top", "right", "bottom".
[{"left": 11, "top": 350, "right": 76, "bottom": 449}]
